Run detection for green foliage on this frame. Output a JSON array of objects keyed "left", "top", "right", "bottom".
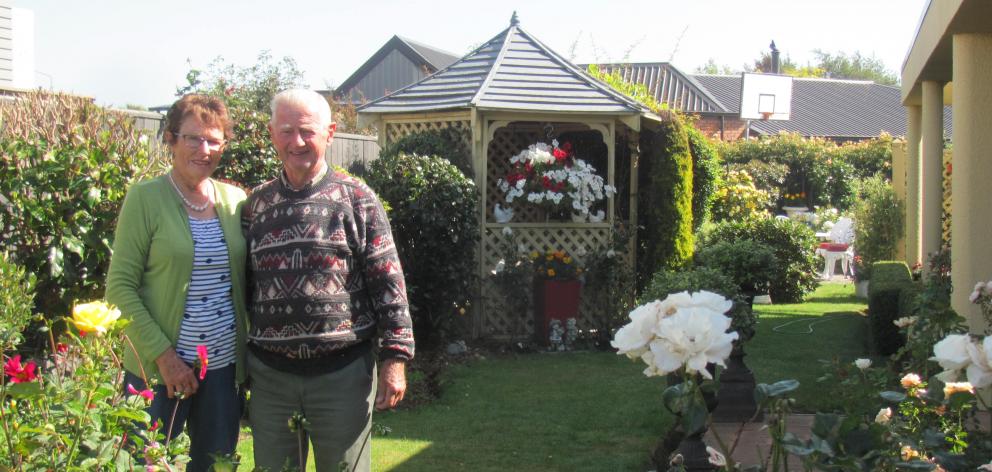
[
  {"left": 585, "top": 65, "right": 666, "bottom": 112},
  {"left": 177, "top": 50, "right": 306, "bottom": 114},
  {"left": 640, "top": 266, "right": 755, "bottom": 340},
  {"left": 365, "top": 153, "right": 479, "bottom": 346},
  {"left": 866, "top": 261, "right": 912, "bottom": 356},
  {"left": 0, "top": 91, "right": 158, "bottom": 325},
  {"left": 835, "top": 132, "right": 893, "bottom": 180},
  {"left": 853, "top": 176, "right": 904, "bottom": 271},
  {"left": 700, "top": 217, "right": 819, "bottom": 303},
  {"left": 582, "top": 226, "right": 636, "bottom": 342},
  {"left": 378, "top": 129, "right": 472, "bottom": 178},
  {"left": 695, "top": 240, "right": 778, "bottom": 294},
  {"left": 811, "top": 49, "right": 899, "bottom": 86},
  {"left": 719, "top": 133, "right": 832, "bottom": 210},
  {"left": 709, "top": 170, "right": 771, "bottom": 222},
  {"left": 0, "top": 254, "right": 36, "bottom": 350},
  {"left": 728, "top": 159, "right": 788, "bottom": 207},
  {"left": 637, "top": 118, "right": 694, "bottom": 286},
  {"left": 685, "top": 125, "right": 722, "bottom": 230},
  {"left": 216, "top": 108, "right": 280, "bottom": 190},
  {"left": 1, "top": 306, "right": 189, "bottom": 470}
]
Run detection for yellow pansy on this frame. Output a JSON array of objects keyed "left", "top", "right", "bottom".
[{"left": 71, "top": 300, "right": 121, "bottom": 335}]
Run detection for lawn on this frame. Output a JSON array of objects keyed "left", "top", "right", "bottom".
[{"left": 235, "top": 282, "right": 869, "bottom": 471}]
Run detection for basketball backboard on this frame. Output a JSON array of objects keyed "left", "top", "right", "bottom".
[{"left": 739, "top": 72, "right": 793, "bottom": 121}]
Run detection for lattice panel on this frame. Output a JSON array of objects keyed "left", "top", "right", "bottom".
[
  {"left": 384, "top": 120, "right": 471, "bottom": 148},
  {"left": 480, "top": 225, "right": 611, "bottom": 339}
]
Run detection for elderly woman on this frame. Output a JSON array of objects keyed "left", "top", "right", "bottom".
[{"left": 106, "top": 94, "right": 247, "bottom": 471}]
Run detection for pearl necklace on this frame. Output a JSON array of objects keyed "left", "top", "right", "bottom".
[{"left": 168, "top": 172, "right": 212, "bottom": 212}]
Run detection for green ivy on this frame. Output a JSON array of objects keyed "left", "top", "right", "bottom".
[
  {"left": 686, "top": 125, "right": 722, "bottom": 231},
  {"left": 365, "top": 153, "right": 479, "bottom": 347}
]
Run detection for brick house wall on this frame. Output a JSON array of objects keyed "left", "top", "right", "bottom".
[{"left": 692, "top": 114, "right": 749, "bottom": 141}]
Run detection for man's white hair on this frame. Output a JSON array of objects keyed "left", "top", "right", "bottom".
[{"left": 269, "top": 89, "right": 332, "bottom": 126}]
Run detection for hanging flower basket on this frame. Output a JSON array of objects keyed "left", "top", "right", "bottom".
[{"left": 496, "top": 140, "right": 614, "bottom": 222}]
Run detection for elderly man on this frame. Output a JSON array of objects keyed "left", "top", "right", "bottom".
[{"left": 243, "top": 89, "right": 414, "bottom": 471}]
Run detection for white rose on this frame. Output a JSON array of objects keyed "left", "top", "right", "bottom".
[
  {"left": 874, "top": 407, "right": 892, "bottom": 424},
  {"left": 854, "top": 358, "right": 872, "bottom": 370},
  {"left": 931, "top": 334, "right": 973, "bottom": 374}
]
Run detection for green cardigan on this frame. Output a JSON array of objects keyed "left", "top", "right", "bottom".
[{"left": 106, "top": 174, "right": 249, "bottom": 384}]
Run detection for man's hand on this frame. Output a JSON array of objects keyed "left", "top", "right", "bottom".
[
  {"left": 154, "top": 347, "right": 199, "bottom": 399},
  {"left": 375, "top": 358, "right": 407, "bottom": 410}
]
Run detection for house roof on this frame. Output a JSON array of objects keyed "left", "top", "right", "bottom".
[
  {"left": 335, "top": 35, "right": 460, "bottom": 97},
  {"left": 582, "top": 62, "right": 731, "bottom": 113},
  {"left": 692, "top": 74, "right": 953, "bottom": 139},
  {"left": 358, "top": 14, "right": 651, "bottom": 116}
]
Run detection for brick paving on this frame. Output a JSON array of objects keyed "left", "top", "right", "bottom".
[{"left": 705, "top": 415, "right": 814, "bottom": 471}]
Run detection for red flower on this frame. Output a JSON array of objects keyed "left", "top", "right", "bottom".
[
  {"left": 4, "top": 355, "right": 38, "bottom": 383},
  {"left": 553, "top": 147, "right": 569, "bottom": 160},
  {"left": 524, "top": 162, "right": 534, "bottom": 174},
  {"left": 561, "top": 142, "right": 573, "bottom": 152},
  {"left": 127, "top": 383, "right": 155, "bottom": 402},
  {"left": 196, "top": 345, "right": 209, "bottom": 380},
  {"left": 541, "top": 176, "right": 552, "bottom": 189},
  {"left": 56, "top": 343, "right": 68, "bottom": 354}
]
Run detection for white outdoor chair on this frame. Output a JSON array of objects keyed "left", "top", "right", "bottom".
[{"left": 815, "top": 217, "right": 855, "bottom": 279}]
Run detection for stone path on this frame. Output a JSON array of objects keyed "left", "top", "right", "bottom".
[{"left": 705, "top": 415, "right": 814, "bottom": 471}]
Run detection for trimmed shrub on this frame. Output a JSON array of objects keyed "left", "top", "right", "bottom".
[
  {"left": 0, "top": 253, "right": 36, "bottom": 350},
  {"left": 379, "top": 128, "right": 472, "bottom": 178},
  {"left": 641, "top": 267, "right": 755, "bottom": 341},
  {"left": 0, "top": 91, "right": 158, "bottom": 323},
  {"left": 700, "top": 217, "right": 819, "bottom": 303},
  {"left": 867, "top": 261, "right": 912, "bottom": 356},
  {"left": 637, "top": 117, "right": 694, "bottom": 286},
  {"left": 695, "top": 240, "right": 778, "bottom": 295},
  {"left": 365, "top": 153, "right": 479, "bottom": 347},
  {"left": 728, "top": 159, "right": 788, "bottom": 210},
  {"left": 686, "top": 125, "right": 722, "bottom": 231}
]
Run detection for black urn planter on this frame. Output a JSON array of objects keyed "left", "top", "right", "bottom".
[
  {"left": 652, "top": 370, "right": 719, "bottom": 471},
  {"left": 713, "top": 293, "right": 762, "bottom": 422}
]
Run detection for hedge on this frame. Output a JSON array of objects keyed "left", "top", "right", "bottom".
[{"left": 867, "top": 261, "right": 913, "bottom": 356}]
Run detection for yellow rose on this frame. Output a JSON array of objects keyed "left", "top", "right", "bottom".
[
  {"left": 71, "top": 301, "right": 121, "bottom": 335},
  {"left": 900, "top": 445, "right": 919, "bottom": 461},
  {"left": 563, "top": 257, "right": 572, "bottom": 264},
  {"left": 547, "top": 269, "right": 555, "bottom": 277}
]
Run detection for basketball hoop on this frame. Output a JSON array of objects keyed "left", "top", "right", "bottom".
[{"left": 760, "top": 112, "right": 773, "bottom": 121}]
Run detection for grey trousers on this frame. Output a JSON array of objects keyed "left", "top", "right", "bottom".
[{"left": 247, "top": 351, "right": 376, "bottom": 472}]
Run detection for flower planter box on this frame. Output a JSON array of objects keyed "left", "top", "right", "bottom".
[{"left": 533, "top": 279, "right": 581, "bottom": 345}]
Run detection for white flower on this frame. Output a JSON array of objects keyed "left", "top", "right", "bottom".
[
  {"left": 611, "top": 300, "right": 663, "bottom": 359},
  {"left": 606, "top": 249, "right": 616, "bottom": 258},
  {"left": 854, "top": 358, "right": 872, "bottom": 370},
  {"left": 574, "top": 247, "right": 587, "bottom": 257},
  {"left": 589, "top": 210, "right": 605, "bottom": 223},
  {"left": 644, "top": 293, "right": 739, "bottom": 379},
  {"left": 706, "top": 446, "right": 726, "bottom": 467},
  {"left": 978, "top": 461, "right": 992, "bottom": 471},
  {"left": 893, "top": 316, "right": 918, "bottom": 328},
  {"left": 900, "top": 373, "right": 922, "bottom": 389},
  {"left": 874, "top": 407, "right": 892, "bottom": 424},
  {"left": 501, "top": 226, "right": 513, "bottom": 237},
  {"left": 966, "top": 336, "right": 992, "bottom": 388},
  {"left": 138, "top": 134, "right": 148, "bottom": 145},
  {"left": 931, "top": 334, "right": 973, "bottom": 375},
  {"left": 687, "top": 290, "right": 734, "bottom": 315},
  {"left": 491, "top": 259, "right": 505, "bottom": 275},
  {"left": 517, "top": 243, "right": 528, "bottom": 254}
]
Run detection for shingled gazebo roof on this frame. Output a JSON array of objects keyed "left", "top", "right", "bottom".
[{"left": 358, "top": 13, "right": 654, "bottom": 117}]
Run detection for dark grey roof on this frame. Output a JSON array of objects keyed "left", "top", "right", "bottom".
[
  {"left": 582, "top": 63, "right": 731, "bottom": 113},
  {"left": 399, "top": 36, "right": 460, "bottom": 70},
  {"left": 692, "top": 74, "right": 953, "bottom": 139},
  {"left": 335, "top": 35, "right": 458, "bottom": 99},
  {"left": 358, "top": 20, "right": 650, "bottom": 115}
]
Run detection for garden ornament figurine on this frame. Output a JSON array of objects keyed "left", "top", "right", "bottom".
[
  {"left": 106, "top": 94, "right": 248, "bottom": 472},
  {"left": 565, "top": 318, "right": 578, "bottom": 350},
  {"left": 243, "top": 89, "right": 414, "bottom": 472},
  {"left": 549, "top": 319, "right": 565, "bottom": 351}
]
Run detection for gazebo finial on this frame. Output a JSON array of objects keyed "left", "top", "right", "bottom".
[{"left": 510, "top": 11, "right": 519, "bottom": 27}]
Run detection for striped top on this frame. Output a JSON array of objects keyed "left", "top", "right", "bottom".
[{"left": 175, "top": 217, "right": 237, "bottom": 370}]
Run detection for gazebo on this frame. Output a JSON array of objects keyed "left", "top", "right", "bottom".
[{"left": 358, "top": 13, "right": 660, "bottom": 338}]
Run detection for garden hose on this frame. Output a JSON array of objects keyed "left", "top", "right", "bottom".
[{"left": 770, "top": 313, "right": 855, "bottom": 335}]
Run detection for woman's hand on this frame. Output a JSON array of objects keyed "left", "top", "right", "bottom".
[{"left": 155, "top": 347, "right": 199, "bottom": 398}]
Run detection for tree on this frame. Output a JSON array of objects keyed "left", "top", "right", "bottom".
[
  {"left": 694, "top": 59, "right": 738, "bottom": 75},
  {"left": 747, "top": 52, "right": 824, "bottom": 78},
  {"left": 811, "top": 50, "right": 899, "bottom": 86},
  {"left": 177, "top": 50, "right": 306, "bottom": 114}
]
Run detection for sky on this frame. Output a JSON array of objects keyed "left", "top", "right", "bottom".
[{"left": 20, "top": 0, "right": 929, "bottom": 108}]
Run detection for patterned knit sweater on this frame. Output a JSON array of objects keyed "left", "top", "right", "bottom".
[{"left": 243, "top": 169, "right": 414, "bottom": 374}]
